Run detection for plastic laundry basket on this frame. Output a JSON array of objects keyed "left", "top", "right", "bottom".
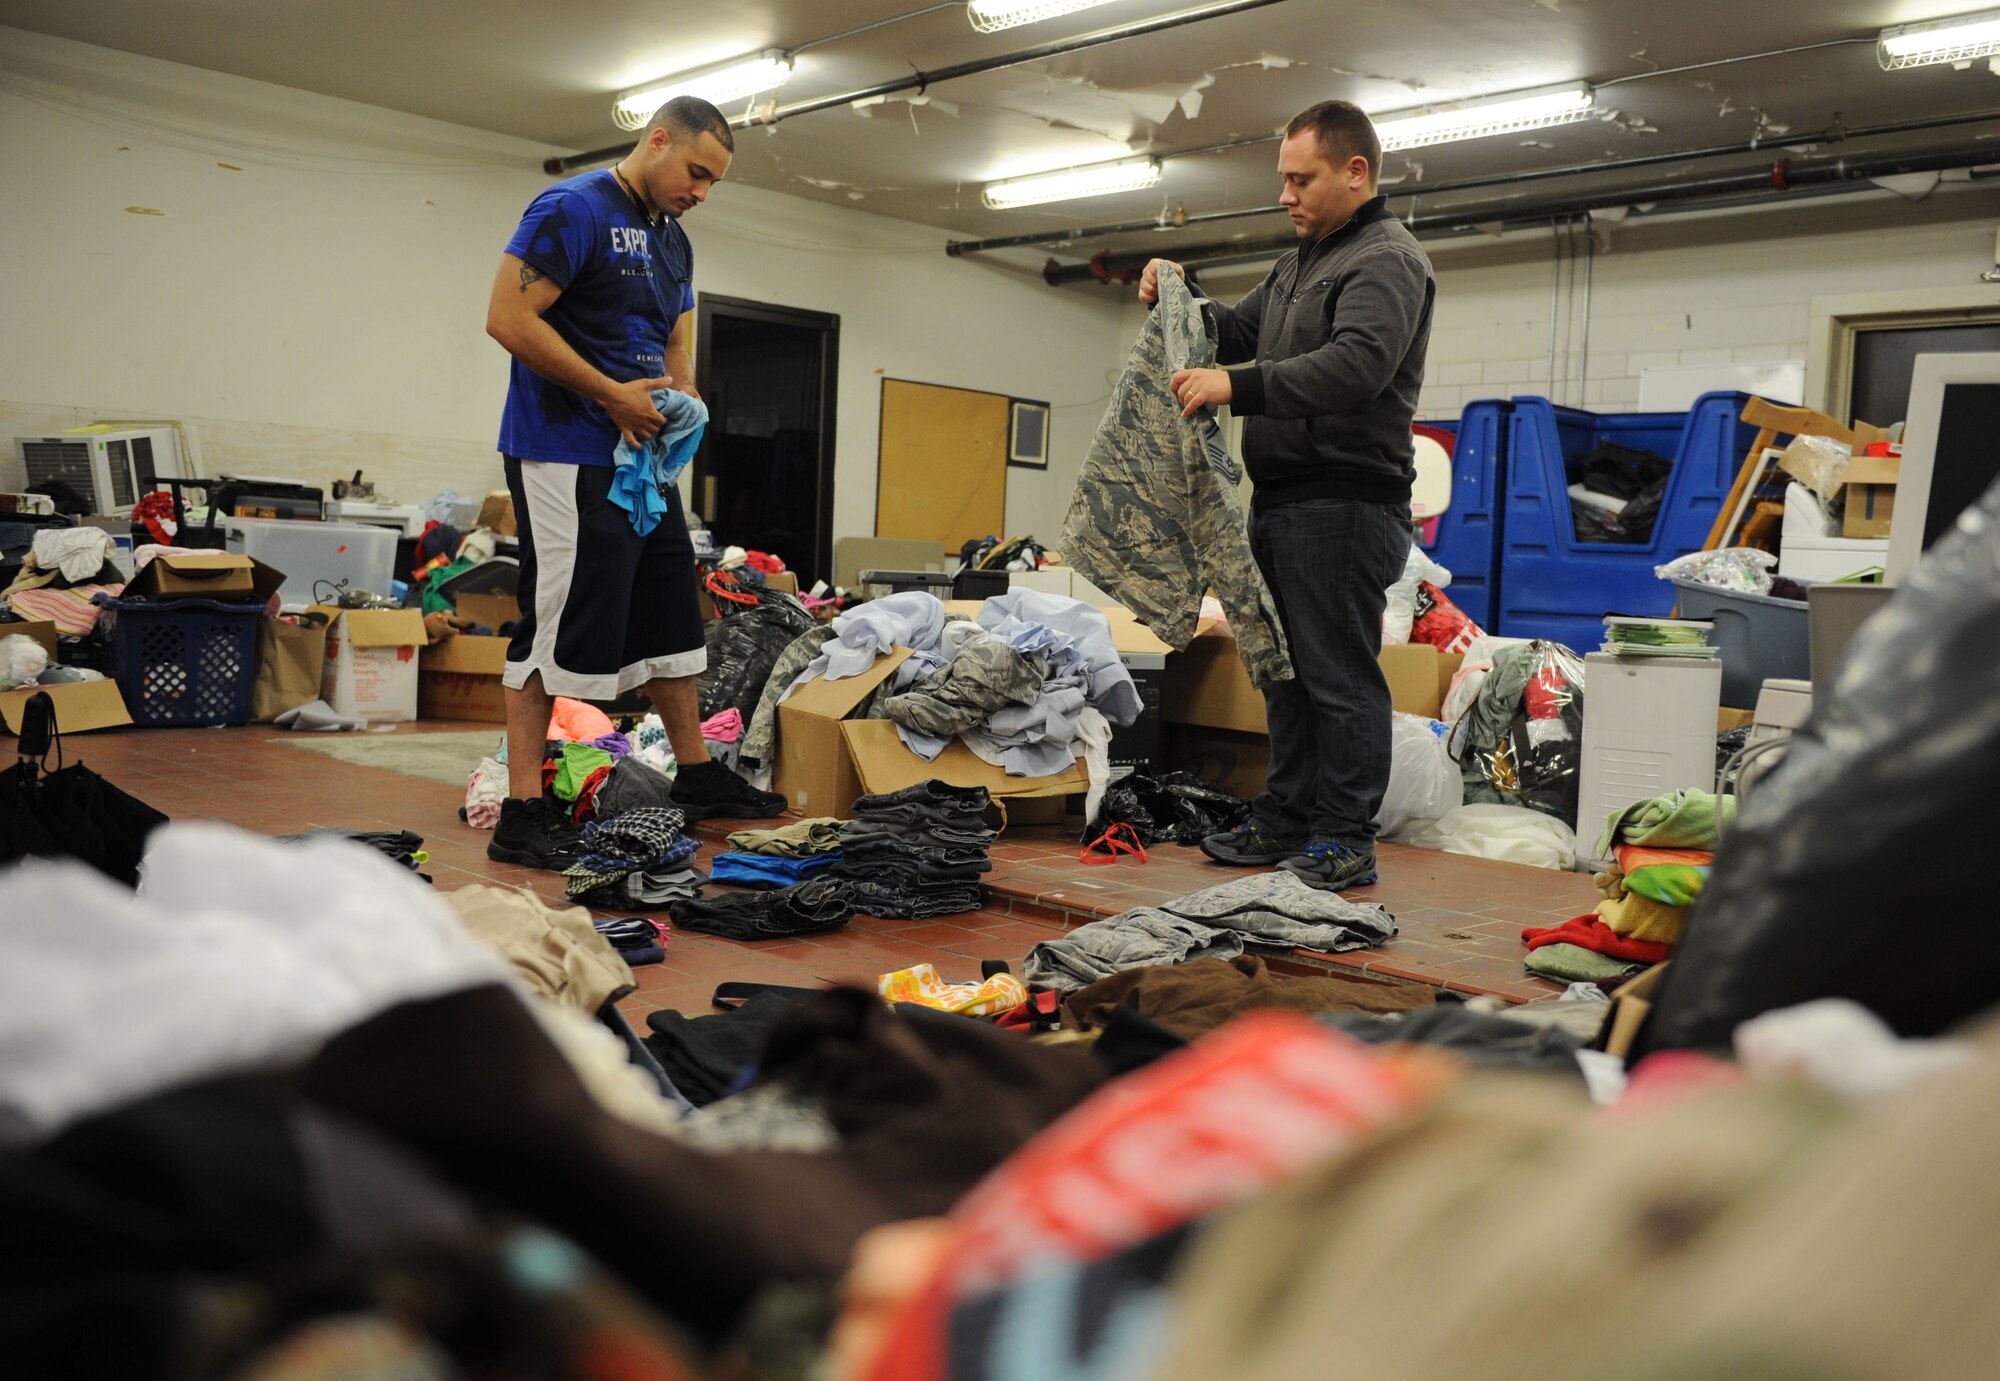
[
  {"left": 96, "top": 595, "right": 263, "bottom": 727},
  {"left": 1670, "top": 578, "right": 1812, "bottom": 708}
]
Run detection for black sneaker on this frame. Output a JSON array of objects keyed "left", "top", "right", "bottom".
[
  {"left": 1277, "top": 839, "right": 1379, "bottom": 891},
  {"left": 487, "top": 797, "right": 584, "bottom": 870},
  {"left": 669, "top": 759, "right": 787, "bottom": 820},
  {"left": 1200, "top": 819, "right": 1307, "bottom": 867}
]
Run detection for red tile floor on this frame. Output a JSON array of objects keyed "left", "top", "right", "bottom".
[{"left": 41, "top": 719, "right": 1600, "bottom": 1027}]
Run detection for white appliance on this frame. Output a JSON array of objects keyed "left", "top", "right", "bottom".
[
  {"left": 14, "top": 428, "right": 186, "bottom": 514},
  {"left": 1577, "top": 652, "right": 1724, "bottom": 864}
]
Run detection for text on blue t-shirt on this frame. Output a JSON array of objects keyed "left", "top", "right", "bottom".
[{"left": 496, "top": 170, "right": 696, "bottom": 466}]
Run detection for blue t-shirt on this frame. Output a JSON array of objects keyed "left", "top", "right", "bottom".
[{"left": 497, "top": 170, "right": 696, "bottom": 466}]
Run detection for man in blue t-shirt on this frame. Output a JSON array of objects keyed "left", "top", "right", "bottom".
[{"left": 483, "top": 94, "right": 782, "bottom": 868}]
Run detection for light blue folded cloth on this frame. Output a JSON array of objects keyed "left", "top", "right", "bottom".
[{"left": 609, "top": 388, "right": 708, "bottom": 535}]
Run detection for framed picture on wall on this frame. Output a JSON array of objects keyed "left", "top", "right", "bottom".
[{"left": 1007, "top": 398, "right": 1050, "bottom": 469}]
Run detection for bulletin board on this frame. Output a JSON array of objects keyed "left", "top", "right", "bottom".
[{"left": 876, "top": 378, "right": 1009, "bottom": 551}]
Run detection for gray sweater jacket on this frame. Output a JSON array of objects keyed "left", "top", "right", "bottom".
[{"left": 1210, "top": 195, "right": 1435, "bottom": 509}]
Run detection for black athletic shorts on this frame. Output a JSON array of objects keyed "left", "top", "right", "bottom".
[{"left": 501, "top": 456, "right": 706, "bottom": 699}]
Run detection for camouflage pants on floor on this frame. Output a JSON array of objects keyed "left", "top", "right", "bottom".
[{"left": 1061, "top": 271, "right": 1293, "bottom": 688}]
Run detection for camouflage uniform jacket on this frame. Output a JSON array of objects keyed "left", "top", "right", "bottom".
[{"left": 1060, "top": 271, "right": 1294, "bottom": 689}]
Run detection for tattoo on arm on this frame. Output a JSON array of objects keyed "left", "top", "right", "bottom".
[{"left": 518, "top": 264, "right": 545, "bottom": 292}]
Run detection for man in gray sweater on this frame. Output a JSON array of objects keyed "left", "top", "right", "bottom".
[{"left": 1142, "top": 100, "right": 1434, "bottom": 889}]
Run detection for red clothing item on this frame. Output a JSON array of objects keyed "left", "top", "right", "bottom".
[
  {"left": 744, "top": 550, "right": 785, "bottom": 574},
  {"left": 1521, "top": 915, "right": 1674, "bottom": 965}
]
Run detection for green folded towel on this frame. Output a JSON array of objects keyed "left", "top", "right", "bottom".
[{"left": 1598, "top": 788, "right": 1736, "bottom": 856}]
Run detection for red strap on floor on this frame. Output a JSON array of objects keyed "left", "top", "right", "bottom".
[{"left": 1080, "top": 822, "right": 1147, "bottom": 865}]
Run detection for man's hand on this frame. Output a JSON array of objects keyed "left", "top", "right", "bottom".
[
  {"left": 1170, "top": 367, "right": 1232, "bottom": 418},
  {"left": 603, "top": 374, "right": 673, "bottom": 449},
  {"left": 1139, "top": 258, "right": 1184, "bottom": 306}
]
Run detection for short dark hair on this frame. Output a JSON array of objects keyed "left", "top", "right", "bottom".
[
  {"left": 648, "top": 95, "right": 735, "bottom": 153},
  {"left": 1286, "top": 100, "right": 1380, "bottom": 186}
]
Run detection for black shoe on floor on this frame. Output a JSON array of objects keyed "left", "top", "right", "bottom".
[
  {"left": 487, "top": 796, "right": 584, "bottom": 870},
  {"left": 1199, "top": 819, "right": 1307, "bottom": 867},
  {"left": 670, "top": 759, "right": 787, "bottom": 820},
  {"left": 1277, "top": 838, "right": 1379, "bottom": 891}
]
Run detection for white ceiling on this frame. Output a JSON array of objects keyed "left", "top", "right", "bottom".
[{"left": 10, "top": 0, "right": 2000, "bottom": 264}]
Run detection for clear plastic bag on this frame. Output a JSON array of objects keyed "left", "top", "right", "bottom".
[
  {"left": 1654, "top": 547, "right": 1776, "bottom": 595},
  {"left": 1381, "top": 543, "right": 1452, "bottom": 646},
  {"left": 1777, "top": 433, "right": 1851, "bottom": 504},
  {"left": 0, "top": 633, "right": 50, "bottom": 691},
  {"left": 1376, "top": 714, "right": 1463, "bottom": 834},
  {"left": 1449, "top": 639, "right": 1587, "bottom": 826}
]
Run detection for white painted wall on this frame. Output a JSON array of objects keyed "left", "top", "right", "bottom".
[
  {"left": 1164, "top": 188, "right": 2000, "bottom": 424},
  {"left": 0, "top": 27, "right": 1128, "bottom": 559}
]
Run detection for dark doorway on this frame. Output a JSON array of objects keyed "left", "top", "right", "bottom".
[
  {"left": 1850, "top": 320, "right": 2000, "bottom": 429},
  {"left": 690, "top": 295, "right": 839, "bottom": 586}
]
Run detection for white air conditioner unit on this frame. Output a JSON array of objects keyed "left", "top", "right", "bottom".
[{"left": 14, "top": 427, "right": 186, "bottom": 515}]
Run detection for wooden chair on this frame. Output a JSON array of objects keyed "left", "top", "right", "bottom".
[{"left": 1703, "top": 398, "right": 1892, "bottom": 551}]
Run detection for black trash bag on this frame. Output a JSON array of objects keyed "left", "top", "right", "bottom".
[
  {"left": 1610, "top": 475, "right": 1668, "bottom": 542},
  {"left": 1629, "top": 473, "right": 2000, "bottom": 1060},
  {"left": 1084, "top": 770, "right": 1252, "bottom": 846},
  {"left": 698, "top": 596, "right": 816, "bottom": 721},
  {"left": 1575, "top": 441, "right": 1672, "bottom": 500}
]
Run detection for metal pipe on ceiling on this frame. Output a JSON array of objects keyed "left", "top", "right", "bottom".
[
  {"left": 948, "top": 107, "right": 2000, "bottom": 257},
  {"left": 543, "top": 0, "right": 1293, "bottom": 175},
  {"left": 1038, "top": 141, "right": 2000, "bottom": 284}
]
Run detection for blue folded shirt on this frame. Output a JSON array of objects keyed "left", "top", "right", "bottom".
[{"left": 709, "top": 850, "right": 844, "bottom": 890}]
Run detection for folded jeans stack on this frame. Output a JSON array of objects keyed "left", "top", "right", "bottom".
[
  {"left": 669, "top": 874, "right": 857, "bottom": 940},
  {"left": 562, "top": 807, "right": 704, "bottom": 910},
  {"left": 833, "top": 780, "right": 996, "bottom": 919}
]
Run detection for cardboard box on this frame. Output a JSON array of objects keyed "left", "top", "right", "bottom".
[
  {"left": 699, "top": 569, "right": 797, "bottom": 621},
  {"left": 122, "top": 551, "right": 286, "bottom": 605},
  {"left": 418, "top": 631, "right": 511, "bottom": 723},
  {"left": 0, "top": 620, "right": 133, "bottom": 735},
  {"left": 1007, "top": 568, "right": 1117, "bottom": 607},
  {"left": 1841, "top": 453, "right": 1899, "bottom": 539},
  {"left": 773, "top": 645, "right": 1090, "bottom": 820},
  {"left": 475, "top": 490, "right": 516, "bottom": 537},
  {"left": 311, "top": 605, "right": 428, "bottom": 723},
  {"left": 1168, "top": 724, "right": 1270, "bottom": 801},
  {"left": 1163, "top": 625, "right": 1463, "bottom": 732},
  {"left": 455, "top": 592, "right": 522, "bottom": 629}
]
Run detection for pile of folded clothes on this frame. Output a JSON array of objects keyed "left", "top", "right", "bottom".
[
  {"left": 711, "top": 815, "right": 845, "bottom": 889},
  {"left": 1520, "top": 787, "right": 1733, "bottom": 986},
  {"left": 831, "top": 780, "right": 995, "bottom": 919},
  {"left": 670, "top": 874, "right": 857, "bottom": 940},
  {"left": 591, "top": 915, "right": 670, "bottom": 967},
  {"left": 562, "top": 806, "right": 705, "bottom": 910}
]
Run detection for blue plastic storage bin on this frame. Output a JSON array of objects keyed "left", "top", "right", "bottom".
[
  {"left": 1418, "top": 399, "right": 1509, "bottom": 630},
  {"left": 1495, "top": 391, "right": 1757, "bottom": 646},
  {"left": 96, "top": 595, "right": 262, "bottom": 727}
]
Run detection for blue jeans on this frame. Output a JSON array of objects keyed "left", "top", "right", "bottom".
[{"left": 1249, "top": 498, "right": 1413, "bottom": 844}]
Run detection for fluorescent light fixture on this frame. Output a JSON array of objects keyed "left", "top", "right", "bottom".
[
  {"left": 1879, "top": 7, "right": 2000, "bottom": 68},
  {"left": 1373, "top": 83, "right": 1595, "bottom": 152},
  {"left": 612, "top": 50, "right": 793, "bottom": 130},
  {"left": 982, "top": 155, "right": 1162, "bottom": 209},
  {"left": 966, "top": 0, "right": 1126, "bottom": 34}
]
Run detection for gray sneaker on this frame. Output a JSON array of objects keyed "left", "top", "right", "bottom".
[
  {"left": 1200, "top": 820, "right": 1307, "bottom": 867},
  {"left": 1277, "top": 839, "right": 1378, "bottom": 891}
]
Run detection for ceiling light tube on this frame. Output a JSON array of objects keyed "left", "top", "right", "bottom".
[
  {"left": 1879, "top": 8, "right": 2000, "bottom": 69},
  {"left": 982, "top": 155, "right": 1162, "bottom": 209},
  {"left": 613, "top": 50, "right": 794, "bottom": 129},
  {"left": 965, "top": 0, "right": 1128, "bottom": 34},
  {"left": 1373, "top": 82, "right": 1595, "bottom": 152}
]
